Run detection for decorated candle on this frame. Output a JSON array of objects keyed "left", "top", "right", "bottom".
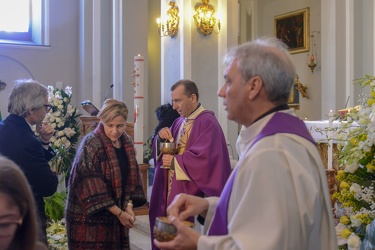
[{"left": 133, "top": 55, "right": 144, "bottom": 163}]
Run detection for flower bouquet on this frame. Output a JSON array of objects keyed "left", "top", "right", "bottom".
[
  {"left": 334, "top": 75, "right": 375, "bottom": 250},
  {"left": 46, "top": 85, "right": 81, "bottom": 176}
]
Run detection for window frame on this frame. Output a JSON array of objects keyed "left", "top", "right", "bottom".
[{"left": 0, "top": 0, "right": 49, "bottom": 47}]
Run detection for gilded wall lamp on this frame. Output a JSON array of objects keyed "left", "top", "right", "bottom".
[
  {"left": 193, "top": 0, "right": 221, "bottom": 35},
  {"left": 307, "top": 31, "right": 320, "bottom": 73},
  {"left": 156, "top": 1, "right": 180, "bottom": 37}
]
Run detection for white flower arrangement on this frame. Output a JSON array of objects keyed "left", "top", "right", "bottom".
[
  {"left": 45, "top": 85, "right": 81, "bottom": 175},
  {"left": 333, "top": 75, "right": 375, "bottom": 249}
]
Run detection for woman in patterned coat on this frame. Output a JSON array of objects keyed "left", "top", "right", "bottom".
[{"left": 65, "top": 99, "right": 146, "bottom": 250}]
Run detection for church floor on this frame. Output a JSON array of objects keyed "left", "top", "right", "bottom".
[
  {"left": 129, "top": 184, "right": 152, "bottom": 250},
  {"left": 129, "top": 214, "right": 151, "bottom": 250}
]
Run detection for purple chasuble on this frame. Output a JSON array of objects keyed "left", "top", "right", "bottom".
[
  {"left": 207, "top": 112, "right": 316, "bottom": 236},
  {"left": 149, "top": 110, "right": 231, "bottom": 249}
]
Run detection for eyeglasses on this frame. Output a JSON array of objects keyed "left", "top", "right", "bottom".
[
  {"left": 0, "top": 218, "right": 22, "bottom": 236},
  {"left": 44, "top": 104, "right": 53, "bottom": 112}
]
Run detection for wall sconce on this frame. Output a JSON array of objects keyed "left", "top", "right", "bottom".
[
  {"left": 307, "top": 31, "right": 320, "bottom": 73},
  {"left": 156, "top": 1, "right": 179, "bottom": 37},
  {"left": 193, "top": 0, "right": 221, "bottom": 35}
]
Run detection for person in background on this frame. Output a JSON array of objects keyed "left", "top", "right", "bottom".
[
  {"left": 0, "top": 79, "right": 58, "bottom": 244},
  {"left": 151, "top": 103, "right": 180, "bottom": 145},
  {"left": 149, "top": 79, "right": 232, "bottom": 249},
  {"left": 148, "top": 103, "right": 180, "bottom": 186},
  {"left": 154, "top": 38, "right": 338, "bottom": 249},
  {"left": 65, "top": 98, "right": 147, "bottom": 250},
  {"left": 0, "top": 155, "right": 48, "bottom": 250}
]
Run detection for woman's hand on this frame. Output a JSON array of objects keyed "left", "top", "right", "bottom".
[
  {"left": 118, "top": 210, "right": 135, "bottom": 228},
  {"left": 125, "top": 205, "right": 136, "bottom": 222}
]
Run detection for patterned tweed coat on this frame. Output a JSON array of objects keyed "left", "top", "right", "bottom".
[{"left": 65, "top": 123, "right": 146, "bottom": 250}]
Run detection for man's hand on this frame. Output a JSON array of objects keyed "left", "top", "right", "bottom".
[
  {"left": 158, "top": 127, "right": 174, "bottom": 142},
  {"left": 167, "top": 194, "right": 209, "bottom": 221},
  {"left": 162, "top": 154, "right": 174, "bottom": 168},
  {"left": 154, "top": 216, "right": 200, "bottom": 250},
  {"left": 37, "top": 121, "right": 55, "bottom": 143}
]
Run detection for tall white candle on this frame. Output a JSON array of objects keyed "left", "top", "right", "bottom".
[
  {"left": 133, "top": 55, "right": 144, "bottom": 163},
  {"left": 328, "top": 110, "right": 333, "bottom": 170}
]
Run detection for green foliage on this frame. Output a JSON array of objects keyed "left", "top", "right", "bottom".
[
  {"left": 143, "top": 136, "right": 153, "bottom": 163},
  {"left": 44, "top": 191, "right": 66, "bottom": 222}
]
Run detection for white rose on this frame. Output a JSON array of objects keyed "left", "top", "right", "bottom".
[
  {"left": 345, "top": 161, "right": 359, "bottom": 173},
  {"left": 61, "top": 137, "right": 67, "bottom": 142},
  {"left": 54, "top": 140, "right": 62, "bottom": 148},
  {"left": 347, "top": 233, "right": 361, "bottom": 250},
  {"left": 55, "top": 118, "right": 61, "bottom": 123},
  {"left": 57, "top": 131, "right": 64, "bottom": 137},
  {"left": 63, "top": 127, "right": 76, "bottom": 138},
  {"left": 350, "top": 215, "right": 362, "bottom": 227},
  {"left": 58, "top": 104, "right": 63, "bottom": 109},
  {"left": 350, "top": 183, "right": 362, "bottom": 194},
  {"left": 64, "top": 140, "right": 71, "bottom": 148},
  {"left": 51, "top": 123, "right": 56, "bottom": 129},
  {"left": 335, "top": 223, "right": 346, "bottom": 235}
]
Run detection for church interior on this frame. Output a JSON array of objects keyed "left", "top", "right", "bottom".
[{"left": 0, "top": 0, "right": 374, "bottom": 249}]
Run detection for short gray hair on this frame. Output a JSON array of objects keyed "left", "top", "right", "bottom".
[
  {"left": 223, "top": 37, "right": 296, "bottom": 105},
  {"left": 7, "top": 79, "right": 48, "bottom": 117}
]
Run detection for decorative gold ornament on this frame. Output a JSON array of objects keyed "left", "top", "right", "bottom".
[
  {"left": 295, "top": 74, "right": 308, "bottom": 99},
  {"left": 156, "top": 1, "right": 179, "bottom": 38},
  {"left": 193, "top": 0, "right": 221, "bottom": 35}
]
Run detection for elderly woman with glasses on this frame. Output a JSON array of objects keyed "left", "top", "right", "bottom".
[
  {"left": 0, "top": 155, "right": 48, "bottom": 250},
  {"left": 0, "top": 79, "right": 58, "bottom": 244}
]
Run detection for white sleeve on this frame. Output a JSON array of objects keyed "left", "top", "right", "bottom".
[{"left": 198, "top": 136, "right": 325, "bottom": 250}]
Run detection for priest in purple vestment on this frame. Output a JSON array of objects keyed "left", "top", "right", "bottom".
[
  {"left": 154, "top": 38, "right": 338, "bottom": 250},
  {"left": 149, "top": 79, "right": 232, "bottom": 250}
]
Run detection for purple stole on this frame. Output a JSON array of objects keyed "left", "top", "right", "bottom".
[{"left": 207, "top": 112, "right": 316, "bottom": 236}]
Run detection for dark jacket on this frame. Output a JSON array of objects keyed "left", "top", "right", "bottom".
[{"left": 0, "top": 114, "right": 58, "bottom": 235}]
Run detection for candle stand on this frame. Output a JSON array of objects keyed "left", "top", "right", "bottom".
[{"left": 325, "top": 169, "right": 337, "bottom": 213}]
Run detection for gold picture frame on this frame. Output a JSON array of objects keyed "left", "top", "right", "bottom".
[{"left": 274, "top": 8, "right": 310, "bottom": 54}]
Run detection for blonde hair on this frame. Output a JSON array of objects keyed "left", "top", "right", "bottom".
[{"left": 97, "top": 99, "right": 128, "bottom": 123}]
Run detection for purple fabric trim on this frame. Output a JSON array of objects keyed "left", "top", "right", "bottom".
[{"left": 207, "top": 112, "right": 316, "bottom": 236}]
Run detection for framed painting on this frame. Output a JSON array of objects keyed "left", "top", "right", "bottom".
[{"left": 274, "top": 7, "right": 310, "bottom": 54}]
